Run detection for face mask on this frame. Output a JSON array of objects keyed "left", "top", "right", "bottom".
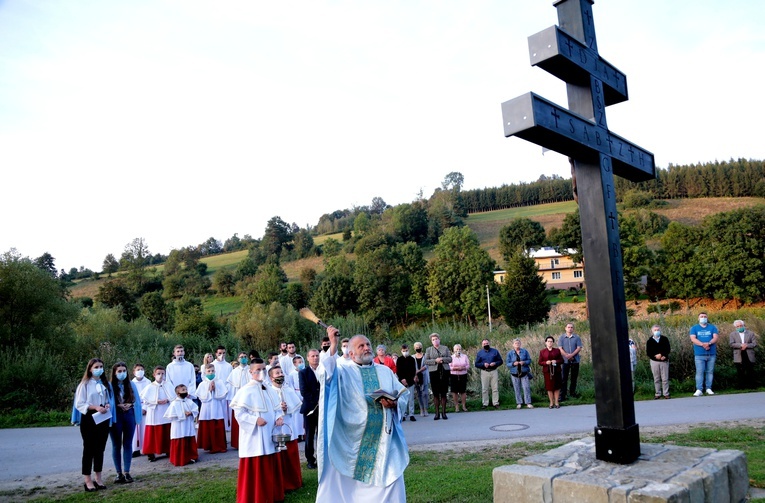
[
  {"left": 322, "top": 346, "right": 330, "bottom": 352},
  {"left": 415, "top": 348, "right": 422, "bottom": 353},
  {"left": 217, "top": 354, "right": 225, "bottom": 361},
  {"left": 239, "top": 357, "right": 248, "bottom": 365},
  {"left": 342, "top": 346, "right": 349, "bottom": 355},
  {"left": 178, "top": 392, "right": 188, "bottom": 399},
  {"left": 92, "top": 368, "right": 104, "bottom": 377},
  {"left": 401, "top": 351, "right": 409, "bottom": 357},
  {"left": 454, "top": 351, "right": 460, "bottom": 356},
  {"left": 253, "top": 370, "right": 265, "bottom": 381},
  {"left": 653, "top": 331, "right": 661, "bottom": 338},
  {"left": 699, "top": 317, "right": 708, "bottom": 325},
  {"left": 134, "top": 370, "right": 145, "bottom": 379},
  {"left": 273, "top": 376, "right": 285, "bottom": 385},
  {"left": 176, "top": 355, "right": 185, "bottom": 362},
  {"left": 298, "top": 363, "right": 305, "bottom": 370},
  {"left": 117, "top": 371, "right": 127, "bottom": 381},
  {"left": 737, "top": 327, "right": 745, "bottom": 333},
  {"left": 206, "top": 374, "right": 215, "bottom": 380},
  {"left": 155, "top": 374, "right": 164, "bottom": 383},
  {"left": 483, "top": 345, "right": 490, "bottom": 351}
]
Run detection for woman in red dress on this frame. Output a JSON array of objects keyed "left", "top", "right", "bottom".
[{"left": 538, "top": 336, "right": 564, "bottom": 409}]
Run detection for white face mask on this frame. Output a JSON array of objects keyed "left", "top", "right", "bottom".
[
  {"left": 217, "top": 354, "right": 225, "bottom": 361},
  {"left": 134, "top": 370, "right": 145, "bottom": 379},
  {"left": 342, "top": 346, "right": 350, "bottom": 356},
  {"left": 401, "top": 351, "right": 409, "bottom": 357}
]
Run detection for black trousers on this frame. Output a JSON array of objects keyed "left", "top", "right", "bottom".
[
  {"left": 561, "top": 362, "right": 580, "bottom": 398},
  {"left": 736, "top": 352, "right": 755, "bottom": 388},
  {"left": 80, "top": 413, "right": 111, "bottom": 475},
  {"left": 303, "top": 409, "right": 319, "bottom": 465}
]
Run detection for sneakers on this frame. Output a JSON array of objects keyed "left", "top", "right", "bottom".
[
  {"left": 693, "top": 390, "right": 703, "bottom": 397},
  {"left": 410, "top": 415, "right": 416, "bottom": 421},
  {"left": 654, "top": 395, "right": 661, "bottom": 400},
  {"left": 706, "top": 389, "right": 715, "bottom": 395},
  {"left": 114, "top": 473, "right": 126, "bottom": 484},
  {"left": 516, "top": 404, "right": 522, "bottom": 409},
  {"left": 526, "top": 404, "right": 534, "bottom": 409}
]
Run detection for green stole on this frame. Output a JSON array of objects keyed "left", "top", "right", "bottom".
[{"left": 353, "top": 366, "right": 384, "bottom": 483}]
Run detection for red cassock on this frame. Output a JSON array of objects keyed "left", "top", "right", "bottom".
[
  {"left": 278, "top": 439, "right": 303, "bottom": 491},
  {"left": 230, "top": 412, "right": 240, "bottom": 449},
  {"left": 169, "top": 436, "right": 199, "bottom": 466},
  {"left": 197, "top": 418, "right": 227, "bottom": 453},
  {"left": 142, "top": 423, "right": 171, "bottom": 455},
  {"left": 236, "top": 454, "right": 284, "bottom": 503}
]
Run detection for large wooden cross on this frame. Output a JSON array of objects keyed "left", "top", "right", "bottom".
[{"left": 502, "top": 0, "right": 655, "bottom": 464}]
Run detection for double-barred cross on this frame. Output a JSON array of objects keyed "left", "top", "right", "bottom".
[{"left": 502, "top": 0, "right": 656, "bottom": 464}]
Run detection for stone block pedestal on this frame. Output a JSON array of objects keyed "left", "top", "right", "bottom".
[{"left": 493, "top": 438, "right": 749, "bottom": 503}]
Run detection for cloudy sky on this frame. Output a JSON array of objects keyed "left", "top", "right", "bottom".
[{"left": 1, "top": 0, "right": 762, "bottom": 272}]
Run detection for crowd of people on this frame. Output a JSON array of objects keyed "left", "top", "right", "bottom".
[{"left": 71, "top": 314, "right": 758, "bottom": 501}]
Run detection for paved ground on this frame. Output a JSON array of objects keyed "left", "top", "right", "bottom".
[{"left": 1, "top": 392, "right": 763, "bottom": 493}]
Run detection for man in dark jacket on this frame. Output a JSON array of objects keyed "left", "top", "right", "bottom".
[
  {"left": 298, "top": 349, "right": 321, "bottom": 469},
  {"left": 396, "top": 344, "right": 417, "bottom": 422}
]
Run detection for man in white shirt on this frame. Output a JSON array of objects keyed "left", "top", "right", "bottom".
[{"left": 166, "top": 345, "right": 196, "bottom": 400}]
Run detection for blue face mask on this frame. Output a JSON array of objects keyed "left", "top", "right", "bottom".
[
  {"left": 206, "top": 374, "right": 215, "bottom": 380},
  {"left": 298, "top": 363, "right": 305, "bottom": 370},
  {"left": 699, "top": 317, "right": 708, "bottom": 325},
  {"left": 653, "top": 331, "right": 661, "bottom": 338},
  {"left": 737, "top": 327, "right": 746, "bottom": 333},
  {"left": 92, "top": 368, "right": 104, "bottom": 377},
  {"left": 239, "top": 358, "right": 248, "bottom": 365},
  {"left": 116, "top": 371, "right": 127, "bottom": 381}
]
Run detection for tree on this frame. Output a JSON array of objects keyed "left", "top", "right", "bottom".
[
  {"left": 498, "top": 218, "right": 546, "bottom": 260},
  {"left": 322, "top": 238, "right": 342, "bottom": 258},
  {"left": 384, "top": 202, "right": 429, "bottom": 245},
  {"left": 173, "top": 296, "right": 221, "bottom": 338},
  {"left": 426, "top": 227, "right": 496, "bottom": 321},
  {"left": 102, "top": 253, "right": 119, "bottom": 274},
  {"left": 0, "top": 250, "right": 78, "bottom": 348},
  {"left": 234, "top": 301, "right": 308, "bottom": 353},
  {"left": 494, "top": 252, "right": 549, "bottom": 328},
  {"left": 310, "top": 256, "right": 358, "bottom": 318},
  {"left": 198, "top": 237, "right": 222, "bottom": 256},
  {"left": 427, "top": 189, "right": 463, "bottom": 243},
  {"left": 261, "top": 216, "right": 294, "bottom": 256},
  {"left": 138, "top": 291, "right": 174, "bottom": 331},
  {"left": 370, "top": 197, "right": 389, "bottom": 215},
  {"left": 441, "top": 171, "right": 464, "bottom": 191},
  {"left": 618, "top": 214, "right": 654, "bottom": 300},
  {"left": 33, "top": 252, "right": 57, "bottom": 277},
  {"left": 547, "top": 210, "right": 583, "bottom": 263},
  {"left": 293, "top": 229, "right": 315, "bottom": 259},
  {"left": 353, "top": 243, "right": 412, "bottom": 326},
  {"left": 353, "top": 212, "right": 372, "bottom": 237},
  {"left": 95, "top": 279, "right": 139, "bottom": 321},
  {"left": 238, "top": 262, "right": 287, "bottom": 305},
  {"left": 655, "top": 222, "right": 705, "bottom": 302},
  {"left": 213, "top": 268, "right": 236, "bottom": 296}
]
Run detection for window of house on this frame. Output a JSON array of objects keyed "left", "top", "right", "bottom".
[
  {"left": 552, "top": 272, "right": 561, "bottom": 280},
  {"left": 574, "top": 270, "right": 583, "bottom": 278}
]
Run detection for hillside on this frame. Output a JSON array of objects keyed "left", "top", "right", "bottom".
[{"left": 67, "top": 197, "right": 765, "bottom": 304}]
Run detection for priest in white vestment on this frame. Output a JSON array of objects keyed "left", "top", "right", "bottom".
[{"left": 316, "top": 327, "right": 410, "bottom": 503}]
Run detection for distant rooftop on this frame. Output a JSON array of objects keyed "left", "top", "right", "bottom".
[{"left": 528, "top": 246, "right": 577, "bottom": 258}]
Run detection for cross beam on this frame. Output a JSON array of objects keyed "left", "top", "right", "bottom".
[{"left": 501, "top": 0, "right": 655, "bottom": 464}]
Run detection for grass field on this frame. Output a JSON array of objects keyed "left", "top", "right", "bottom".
[{"left": 12, "top": 424, "right": 763, "bottom": 502}]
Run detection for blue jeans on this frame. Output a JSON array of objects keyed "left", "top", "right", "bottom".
[
  {"left": 694, "top": 355, "right": 716, "bottom": 391},
  {"left": 110, "top": 408, "right": 136, "bottom": 474}
]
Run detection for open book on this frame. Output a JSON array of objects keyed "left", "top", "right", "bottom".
[{"left": 368, "top": 388, "right": 404, "bottom": 402}]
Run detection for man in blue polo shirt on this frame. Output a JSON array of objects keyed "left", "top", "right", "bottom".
[
  {"left": 474, "top": 339, "right": 503, "bottom": 409},
  {"left": 690, "top": 312, "right": 719, "bottom": 396}
]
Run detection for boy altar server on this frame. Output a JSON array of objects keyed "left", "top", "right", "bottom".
[
  {"left": 131, "top": 363, "right": 151, "bottom": 457},
  {"left": 140, "top": 366, "right": 175, "bottom": 462},
  {"left": 230, "top": 359, "right": 285, "bottom": 503},
  {"left": 163, "top": 384, "right": 199, "bottom": 466},
  {"left": 226, "top": 352, "right": 251, "bottom": 449},
  {"left": 269, "top": 366, "right": 303, "bottom": 492},
  {"left": 196, "top": 363, "right": 228, "bottom": 454}
]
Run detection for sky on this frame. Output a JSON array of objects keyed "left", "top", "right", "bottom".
[{"left": 1, "top": 1, "right": 763, "bottom": 273}]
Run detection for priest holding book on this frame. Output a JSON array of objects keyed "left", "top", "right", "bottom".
[{"left": 316, "top": 327, "right": 410, "bottom": 502}]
